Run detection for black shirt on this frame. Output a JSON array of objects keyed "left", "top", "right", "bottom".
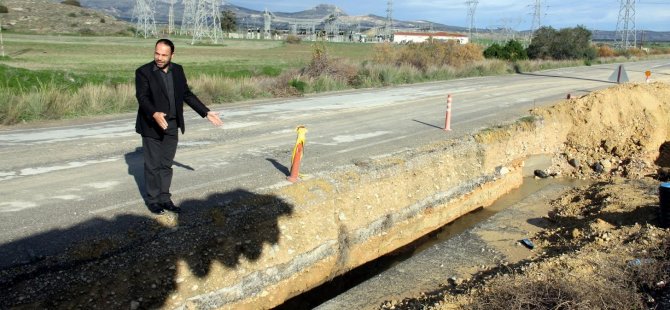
[{"left": 153, "top": 63, "right": 176, "bottom": 120}]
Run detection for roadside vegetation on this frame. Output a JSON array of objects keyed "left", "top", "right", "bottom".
[{"left": 0, "top": 25, "right": 668, "bottom": 125}]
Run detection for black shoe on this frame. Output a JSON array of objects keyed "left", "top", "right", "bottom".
[
  {"left": 162, "top": 200, "right": 182, "bottom": 214},
  {"left": 148, "top": 203, "right": 165, "bottom": 215}
]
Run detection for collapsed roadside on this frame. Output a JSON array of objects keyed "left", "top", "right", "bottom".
[{"left": 381, "top": 82, "right": 670, "bottom": 310}]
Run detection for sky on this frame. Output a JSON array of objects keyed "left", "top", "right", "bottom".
[{"left": 225, "top": 0, "right": 670, "bottom": 32}]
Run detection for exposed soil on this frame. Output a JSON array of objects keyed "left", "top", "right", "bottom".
[
  {"left": 380, "top": 82, "right": 670, "bottom": 310},
  {"left": 1, "top": 0, "right": 131, "bottom": 35}
]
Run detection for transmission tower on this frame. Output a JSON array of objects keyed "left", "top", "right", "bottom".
[
  {"left": 529, "top": 0, "right": 544, "bottom": 41},
  {"left": 616, "top": 0, "right": 636, "bottom": 49},
  {"left": 168, "top": 0, "right": 175, "bottom": 35},
  {"left": 385, "top": 0, "right": 393, "bottom": 40},
  {"left": 263, "top": 8, "right": 272, "bottom": 39},
  {"left": 132, "top": 0, "right": 157, "bottom": 38},
  {"left": 191, "top": 0, "right": 223, "bottom": 45},
  {"left": 180, "top": 0, "right": 197, "bottom": 35},
  {"left": 465, "top": 0, "right": 479, "bottom": 41}
]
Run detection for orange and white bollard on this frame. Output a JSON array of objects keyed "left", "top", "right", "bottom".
[
  {"left": 645, "top": 70, "right": 651, "bottom": 84},
  {"left": 287, "top": 125, "right": 307, "bottom": 183},
  {"left": 444, "top": 94, "right": 453, "bottom": 131}
]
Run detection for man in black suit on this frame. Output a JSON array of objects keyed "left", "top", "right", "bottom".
[{"left": 135, "top": 38, "right": 223, "bottom": 214}]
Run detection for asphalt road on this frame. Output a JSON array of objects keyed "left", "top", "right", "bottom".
[{"left": 1, "top": 59, "right": 669, "bottom": 268}]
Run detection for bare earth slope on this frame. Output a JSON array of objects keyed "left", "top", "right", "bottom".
[{"left": 383, "top": 82, "right": 670, "bottom": 309}]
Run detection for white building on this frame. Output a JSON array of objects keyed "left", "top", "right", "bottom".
[{"left": 392, "top": 32, "right": 469, "bottom": 44}]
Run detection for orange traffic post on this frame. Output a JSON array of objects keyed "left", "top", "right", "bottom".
[
  {"left": 444, "top": 94, "right": 453, "bottom": 131},
  {"left": 645, "top": 70, "right": 651, "bottom": 84},
  {"left": 287, "top": 125, "right": 307, "bottom": 183}
]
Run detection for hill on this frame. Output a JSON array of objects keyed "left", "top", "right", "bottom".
[{"left": 1, "top": 0, "right": 132, "bottom": 35}]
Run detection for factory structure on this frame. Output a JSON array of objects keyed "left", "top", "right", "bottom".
[{"left": 133, "top": 0, "right": 471, "bottom": 44}]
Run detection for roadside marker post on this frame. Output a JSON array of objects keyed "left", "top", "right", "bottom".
[
  {"left": 444, "top": 94, "right": 453, "bottom": 131},
  {"left": 287, "top": 125, "right": 307, "bottom": 183},
  {"left": 645, "top": 70, "right": 651, "bottom": 84}
]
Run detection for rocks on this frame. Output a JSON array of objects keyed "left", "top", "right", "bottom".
[
  {"left": 568, "top": 158, "right": 581, "bottom": 168},
  {"left": 534, "top": 169, "right": 550, "bottom": 178}
]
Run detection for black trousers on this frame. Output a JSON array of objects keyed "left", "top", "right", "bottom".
[{"left": 142, "top": 121, "right": 178, "bottom": 204}]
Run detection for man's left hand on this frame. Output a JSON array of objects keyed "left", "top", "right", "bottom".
[{"left": 206, "top": 111, "right": 223, "bottom": 127}]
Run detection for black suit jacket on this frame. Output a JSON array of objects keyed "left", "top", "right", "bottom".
[{"left": 135, "top": 61, "right": 209, "bottom": 138}]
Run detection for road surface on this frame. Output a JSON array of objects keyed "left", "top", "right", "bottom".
[{"left": 1, "top": 59, "right": 668, "bottom": 268}]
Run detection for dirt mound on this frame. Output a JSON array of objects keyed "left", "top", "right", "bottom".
[{"left": 536, "top": 82, "right": 670, "bottom": 180}]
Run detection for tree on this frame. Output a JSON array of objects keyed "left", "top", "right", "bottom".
[
  {"left": 527, "top": 26, "right": 556, "bottom": 60},
  {"left": 502, "top": 39, "right": 528, "bottom": 61},
  {"left": 527, "top": 25, "right": 596, "bottom": 60},
  {"left": 220, "top": 10, "right": 237, "bottom": 33}
]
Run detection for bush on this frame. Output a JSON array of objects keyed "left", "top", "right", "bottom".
[
  {"left": 0, "top": 5, "right": 8, "bottom": 13},
  {"left": 78, "top": 28, "right": 95, "bottom": 36},
  {"left": 597, "top": 44, "right": 616, "bottom": 57},
  {"left": 528, "top": 25, "right": 596, "bottom": 60},
  {"left": 61, "top": 0, "right": 81, "bottom": 7},
  {"left": 67, "top": 12, "right": 77, "bottom": 18},
  {"left": 285, "top": 35, "right": 301, "bottom": 44}
]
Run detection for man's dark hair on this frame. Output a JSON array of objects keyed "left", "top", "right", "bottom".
[{"left": 155, "top": 39, "right": 175, "bottom": 54}]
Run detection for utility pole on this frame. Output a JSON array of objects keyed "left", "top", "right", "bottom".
[
  {"left": 0, "top": 14, "right": 4, "bottom": 57},
  {"left": 132, "top": 0, "right": 157, "bottom": 38},
  {"left": 465, "top": 0, "right": 478, "bottom": 41},
  {"left": 616, "top": 0, "right": 636, "bottom": 49}
]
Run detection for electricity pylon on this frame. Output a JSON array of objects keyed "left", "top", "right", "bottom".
[
  {"left": 180, "top": 0, "right": 197, "bottom": 36},
  {"left": 616, "top": 0, "right": 636, "bottom": 49},
  {"left": 465, "top": 0, "right": 479, "bottom": 41},
  {"left": 191, "top": 0, "right": 223, "bottom": 45},
  {"left": 529, "top": 0, "right": 544, "bottom": 42},
  {"left": 132, "top": 0, "right": 157, "bottom": 38}
]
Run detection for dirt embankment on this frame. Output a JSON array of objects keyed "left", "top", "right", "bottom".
[
  {"left": 2, "top": 83, "right": 669, "bottom": 310},
  {"left": 383, "top": 82, "right": 670, "bottom": 310}
]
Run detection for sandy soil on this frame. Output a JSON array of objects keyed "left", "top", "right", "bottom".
[{"left": 381, "top": 82, "right": 670, "bottom": 309}]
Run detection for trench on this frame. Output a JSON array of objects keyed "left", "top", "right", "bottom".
[{"left": 274, "top": 173, "right": 589, "bottom": 309}]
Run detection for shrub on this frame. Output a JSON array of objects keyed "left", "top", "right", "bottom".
[
  {"left": 78, "top": 28, "right": 95, "bottom": 36},
  {"left": 285, "top": 35, "right": 301, "bottom": 44},
  {"left": 68, "top": 12, "right": 77, "bottom": 18},
  {"left": 61, "top": 0, "right": 81, "bottom": 7},
  {"left": 597, "top": 44, "right": 616, "bottom": 57},
  {"left": 100, "top": 18, "right": 105, "bottom": 24},
  {"left": 0, "top": 5, "right": 8, "bottom": 13}
]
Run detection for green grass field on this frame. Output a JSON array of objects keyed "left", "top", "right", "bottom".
[{"left": 0, "top": 33, "right": 375, "bottom": 91}]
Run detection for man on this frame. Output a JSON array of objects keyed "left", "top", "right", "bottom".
[{"left": 135, "top": 38, "right": 223, "bottom": 214}]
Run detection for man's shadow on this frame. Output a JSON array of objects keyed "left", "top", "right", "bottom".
[
  {"left": 0, "top": 189, "right": 294, "bottom": 309},
  {"left": 124, "top": 147, "right": 196, "bottom": 203}
]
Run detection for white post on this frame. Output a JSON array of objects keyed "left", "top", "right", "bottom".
[{"left": 0, "top": 16, "right": 5, "bottom": 57}]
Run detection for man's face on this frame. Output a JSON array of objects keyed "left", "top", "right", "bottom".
[{"left": 154, "top": 43, "right": 173, "bottom": 69}]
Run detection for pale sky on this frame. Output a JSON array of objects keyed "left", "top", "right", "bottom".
[{"left": 225, "top": 0, "right": 670, "bottom": 32}]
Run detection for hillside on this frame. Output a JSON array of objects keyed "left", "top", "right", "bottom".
[{"left": 1, "top": 0, "right": 132, "bottom": 35}]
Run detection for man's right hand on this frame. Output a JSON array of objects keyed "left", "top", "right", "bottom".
[{"left": 153, "top": 112, "right": 168, "bottom": 130}]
